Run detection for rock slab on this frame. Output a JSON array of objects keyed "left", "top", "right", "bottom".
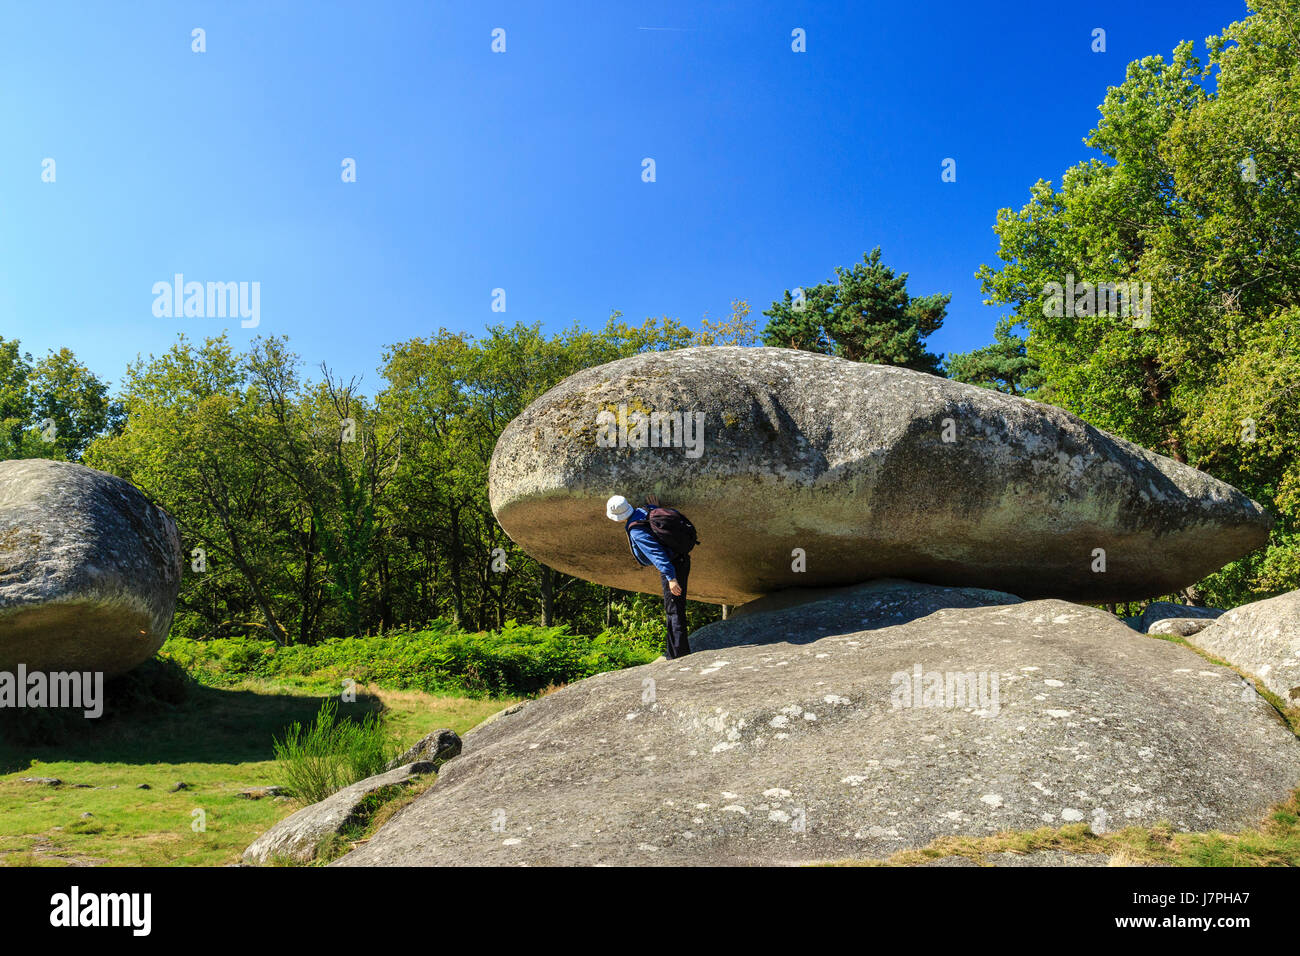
[
  {"left": 333, "top": 596, "right": 1300, "bottom": 867},
  {"left": 694, "top": 578, "right": 1022, "bottom": 652},
  {"left": 242, "top": 762, "right": 436, "bottom": 865},
  {"left": 0, "top": 459, "right": 183, "bottom": 677},
  {"left": 1186, "top": 589, "right": 1300, "bottom": 705},
  {"left": 489, "top": 347, "right": 1271, "bottom": 605}
]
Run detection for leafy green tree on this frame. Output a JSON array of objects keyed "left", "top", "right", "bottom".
[
  {"left": 87, "top": 335, "right": 300, "bottom": 643},
  {"left": 0, "top": 337, "right": 35, "bottom": 458},
  {"left": 1, "top": 337, "right": 121, "bottom": 461},
  {"left": 975, "top": 0, "right": 1300, "bottom": 603},
  {"left": 945, "top": 318, "right": 1042, "bottom": 396},
  {"left": 696, "top": 300, "right": 759, "bottom": 347},
  {"left": 29, "top": 348, "right": 124, "bottom": 460},
  {"left": 762, "top": 248, "right": 950, "bottom": 372}
]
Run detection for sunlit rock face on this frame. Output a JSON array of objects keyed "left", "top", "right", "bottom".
[
  {"left": 334, "top": 597, "right": 1300, "bottom": 866},
  {"left": 489, "top": 347, "right": 1270, "bottom": 605},
  {"left": 0, "top": 459, "right": 183, "bottom": 677}
]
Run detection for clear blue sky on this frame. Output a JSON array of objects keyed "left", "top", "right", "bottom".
[{"left": 0, "top": 0, "right": 1244, "bottom": 391}]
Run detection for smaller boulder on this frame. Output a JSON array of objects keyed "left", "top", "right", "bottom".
[
  {"left": 1127, "top": 601, "right": 1223, "bottom": 634},
  {"left": 1147, "top": 618, "right": 1216, "bottom": 637},
  {"left": 1184, "top": 590, "right": 1300, "bottom": 705},
  {"left": 385, "top": 728, "right": 462, "bottom": 772},
  {"left": 0, "top": 459, "right": 183, "bottom": 677},
  {"left": 238, "top": 786, "right": 289, "bottom": 800},
  {"left": 242, "top": 762, "right": 437, "bottom": 865}
]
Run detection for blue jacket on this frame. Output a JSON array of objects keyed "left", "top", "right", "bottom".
[{"left": 625, "top": 507, "right": 678, "bottom": 579}]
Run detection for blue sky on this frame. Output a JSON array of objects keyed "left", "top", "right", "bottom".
[{"left": 0, "top": 0, "right": 1246, "bottom": 391}]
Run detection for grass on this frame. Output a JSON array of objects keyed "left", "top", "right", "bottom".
[
  {"left": 162, "top": 620, "right": 660, "bottom": 697},
  {"left": 830, "top": 786, "right": 1300, "bottom": 866},
  {"left": 0, "top": 678, "right": 514, "bottom": 867}
]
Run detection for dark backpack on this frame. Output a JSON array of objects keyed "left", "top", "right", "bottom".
[{"left": 627, "top": 507, "right": 699, "bottom": 563}]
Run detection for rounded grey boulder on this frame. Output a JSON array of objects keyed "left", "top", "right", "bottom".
[
  {"left": 0, "top": 459, "right": 183, "bottom": 677},
  {"left": 332, "top": 595, "right": 1300, "bottom": 866},
  {"left": 489, "top": 347, "right": 1271, "bottom": 604},
  {"left": 1185, "top": 589, "right": 1300, "bottom": 705},
  {"left": 1127, "top": 600, "right": 1224, "bottom": 633}
]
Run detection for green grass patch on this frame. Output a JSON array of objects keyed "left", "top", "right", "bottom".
[{"left": 0, "top": 678, "right": 513, "bottom": 867}]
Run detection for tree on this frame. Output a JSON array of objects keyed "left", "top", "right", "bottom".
[
  {"left": 761, "top": 248, "right": 950, "bottom": 372},
  {"left": 87, "top": 335, "right": 301, "bottom": 643},
  {"left": 28, "top": 348, "right": 124, "bottom": 460},
  {"left": 696, "top": 300, "right": 759, "bottom": 347},
  {"left": 0, "top": 337, "right": 35, "bottom": 458},
  {"left": 975, "top": 0, "right": 1300, "bottom": 603},
  {"left": 945, "top": 318, "right": 1042, "bottom": 396},
  {"left": 0, "top": 337, "right": 121, "bottom": 461}
]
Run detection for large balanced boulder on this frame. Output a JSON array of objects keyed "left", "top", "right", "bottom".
[
  {"left": 1185, "top": 590, "right": 1300, "bottom": 705},
  {"left": 489, "top": 347, "right": 1270, "bottom": 604},
  {"left": 0, "top": 459, "right": 183, "bottom": 677},
  {"left": 333, "top": 593, "right": 1300, "bottom": 867}
]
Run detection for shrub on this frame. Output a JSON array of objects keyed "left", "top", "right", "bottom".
[
  {"left": 162, "top": 618, "right": 659, "bottom": 697},
  {"left": 272, "top": 699, "right": 397, "bottom": 804}
]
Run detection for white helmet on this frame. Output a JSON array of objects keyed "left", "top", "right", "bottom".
[{"left": 606, "top": 494, "right": 633, "bottom": 521}]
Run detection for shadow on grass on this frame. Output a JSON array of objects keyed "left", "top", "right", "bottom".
[{"left": 0, "top": 662, "right": 387, "bottom": 772}]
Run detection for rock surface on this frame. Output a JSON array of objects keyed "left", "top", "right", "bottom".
[
  {"left": 1185, "top": 590, "right": 1300, "bottom": 705},
  {"left": 242, "top": 762, "right": 436, "bottom": 865},
  {"left": 489, "top": 347, "right": 1271, "bottom": 605},
  {"left": 693, "top": 579, "right": 1022, "bottom": 652},
  {"left": 917, "top": 851, "right": 1114, "bottom": 867},
  {"left": 333, "top": 596, "right": 1300, "bottom": 867},
  {"left": 385, "top": 728, "right": 462, "bottom": 772},
  {"left": 1147, "top": 618, "right": 1215, "bottom": 637},
  {"left": 0, "top": 459, "right": 183, "bottom": 676}
]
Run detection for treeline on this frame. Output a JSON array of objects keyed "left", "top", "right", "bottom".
[{"left": 59, "top": 307, "right": 754, "bottom": 644}]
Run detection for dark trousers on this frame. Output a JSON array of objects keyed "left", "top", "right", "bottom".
[{"left": 660, "top": 553, "right": 691, "bottom": 659}]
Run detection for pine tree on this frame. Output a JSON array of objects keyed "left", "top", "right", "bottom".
[{"left": 761, "top": 248, "right": 950, "bottom": 373}]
